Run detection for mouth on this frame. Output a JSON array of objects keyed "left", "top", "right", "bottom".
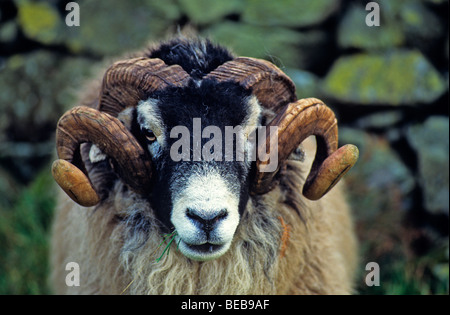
[
  {"left": 176, "top": 237, "right": 230, "bottom": 261},
  {"left": 187, "top": 243, "right": 223, "bottom": 253}
]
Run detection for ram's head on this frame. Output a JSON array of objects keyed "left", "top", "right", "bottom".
[{"left": 52, "top": 43, "right": 358, "bottom": 261}]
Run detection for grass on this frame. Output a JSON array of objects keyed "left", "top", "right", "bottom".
[
  {"left": 356, "top": 240, "right": 449, "bottom": 295},
  {"left": 155, "top": 230, "right": 179, "bottom": 263},
  {"left": 120, "top": 230, "right": 179, "bottom": 294},
  {"left": 0, "top": 167, "right": 55, "bottom": 294},
  {"left": 358, "top": 258, "right": 449, "bottom": 295}
]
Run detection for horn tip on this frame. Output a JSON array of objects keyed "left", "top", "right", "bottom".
[
  {"left": 303, "top": 143, "right": 359, "bottom": 200},
  {"left": 52, "top": 159, "right": 100, "bottom": 207}
]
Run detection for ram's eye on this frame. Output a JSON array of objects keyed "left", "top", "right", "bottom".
[{"left": 142, "top": 128, "right": 157, "bottom": 143}]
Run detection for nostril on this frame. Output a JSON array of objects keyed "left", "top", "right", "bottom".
[
  {"left": 186, "top": 208, "right": 198, "bottom": 220},
  {"left": 216, "top": 209, "right": 228, "bottom": 221},
  {"left": 186, "top": 208, "right": 228, "bottom": 230}
]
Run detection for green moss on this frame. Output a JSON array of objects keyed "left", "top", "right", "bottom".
[
  {"left": 17, "top": 1, "right": 61, "bottom": 44},
  {"left": 338, "top": 4, "right": 405, "bottom": 50},
  {"left": 203, "top": 22, "right": 304, "bottom": 67},
  {"left": 338, "top": 1, "right": 442, "bottom": 51},
  {"left": 402, "top": 6, "right": 421, "bottom": 25},
  {"left": 323, "top": 50, "right": 447, "bottom": 105},
  {"left": 242, "top": 0, "right": 338, "bottom": 27},
  {"left": 178, "top": 0, "right": 242, "bottom": 25}
]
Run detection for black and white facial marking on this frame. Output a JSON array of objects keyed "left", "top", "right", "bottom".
[{"left": 135, "top": 80, "right": 261, "bottom": 261}]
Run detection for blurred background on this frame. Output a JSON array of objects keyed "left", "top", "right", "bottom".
[{"left": 0, "top": 0, "right": 448, "bottom": 294}]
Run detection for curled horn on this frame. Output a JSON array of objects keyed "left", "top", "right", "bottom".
[
  {"left": 52, "top": 58, "right": 190, "bottom": 207},
  {"left": 207, "top": 57, "right": 358, "bottom": 200},
  {"left": 52, "top": 107, "right": 152, "bottom": 206},
  {"left": 252, "top": 98, "right": 359, "bottom": 199}
]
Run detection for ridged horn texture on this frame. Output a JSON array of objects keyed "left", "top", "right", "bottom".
[
  {"left": 207, "top": 57, "right": 358, "bottom": 200},
  {"left": 53, "top": 106, "right": 153, "bottom": 206},
  {"left": 206, "top": 57, "right": 297, "bottom": 112},
  {"left": 252, "top": 98, "right": 359, "bottom": 200},
  {"left": 53, "top": 58, "right": 190, "bottom": 207},
  {"left": 99, "top": 57, "right": 190, "bottom": 117}
]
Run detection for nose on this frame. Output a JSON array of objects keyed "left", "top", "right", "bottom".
[{"left": 186, "top": 208, "right": 228, "bottom": 232}]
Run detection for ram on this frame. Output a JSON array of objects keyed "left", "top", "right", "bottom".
[{"left": 50, "top": 37, "right": 359, "bottom": 294}]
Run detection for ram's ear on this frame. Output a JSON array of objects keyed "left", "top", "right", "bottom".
[
  {"left": 89, "top": 144, "right": 107, "bottom": 163},
  {"left": 81, "top": 143, "right": 118, "bottom": 202}
]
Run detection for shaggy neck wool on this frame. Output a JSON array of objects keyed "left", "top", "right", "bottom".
[
  {"left": 116, "top": 190, "right": 285, "bottom": 295},
  {"left": 54, "top": 150, "right": 356, "bottom": 294}
]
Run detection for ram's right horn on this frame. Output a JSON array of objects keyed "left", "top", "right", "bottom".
[
  {"left": 52, "top": 56, "right": 191, "bottom": 207},
  {"left": 52, "top": 106, "right": 153, "bottom": 207}
]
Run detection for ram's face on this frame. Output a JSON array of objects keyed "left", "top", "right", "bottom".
[
  {"left": 53, "top": 42, "right": 359, "bottom": 263},
  {"left": 135, "top": 81, "right": 261, "bottom": 261}
]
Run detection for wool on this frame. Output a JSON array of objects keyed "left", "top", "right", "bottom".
[
  {"left": 51, "top": 149, "right": 357, "bottom": 294},
  {"left": 50, "top": 37, "right": 357, "bottom": 295}
]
